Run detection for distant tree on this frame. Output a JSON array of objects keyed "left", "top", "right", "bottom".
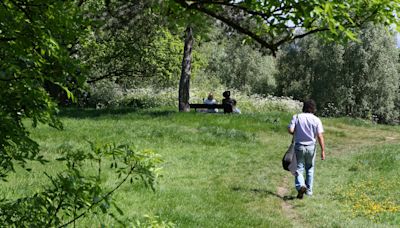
[
  {"left": 202, "top": 34, "right": 277, "bottom": 95},
  {"left": 276, "top": 24, "right": 400, "bottom": 123},
  {"left": 276, "top": 36, "right": 346, "bottom": 109},
  {"left": 342, "top": 25, "right": 399, "bottom": 123}
]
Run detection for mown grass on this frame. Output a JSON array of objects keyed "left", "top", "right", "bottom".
[{"left": 1, "top": 107, "right": 399, "bottom": 227}]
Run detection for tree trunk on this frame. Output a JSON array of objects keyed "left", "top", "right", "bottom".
[{"left": 179, "top": 26, "right": 193, "bottom": 112}]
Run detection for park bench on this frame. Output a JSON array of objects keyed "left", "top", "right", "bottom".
[{"left": 189, "top": 103, "right": 232, "bottom": 113}]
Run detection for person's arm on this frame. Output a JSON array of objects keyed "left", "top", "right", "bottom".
[
  {"left": 317, "top": 133, "right": 325, "bottom": 160},
  {"left": 288, "top": 115, "right": 296, "bottom": 135}
]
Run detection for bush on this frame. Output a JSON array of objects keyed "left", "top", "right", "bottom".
[
  {"left": 87, "top": 81, "right": 124, "bottom": 108},
  {"left": 86, "top": 84, "right": 177, "bottom": 109},
  {"left": 121, "top": 88, "right": 177, "bottom": 109}
]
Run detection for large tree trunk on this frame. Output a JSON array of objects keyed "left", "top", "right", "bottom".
[{"left": 179, "top": 26, "right": 193, "bottom": 112}]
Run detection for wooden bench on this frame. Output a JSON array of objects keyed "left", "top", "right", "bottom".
[{"left": 189, "top": 103, "right": 232, "bottom": 113}]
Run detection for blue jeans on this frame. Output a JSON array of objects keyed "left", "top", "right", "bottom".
[{"left": 294, "top": 144, "right": 316, "bottom": 195}]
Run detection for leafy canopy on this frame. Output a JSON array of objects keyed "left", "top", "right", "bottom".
[
  {"left": 0, "top": 0, "right": 88, "bottom": 179},
  {"left": 173, "top": 0, "right": 400, "bottom": 55}
]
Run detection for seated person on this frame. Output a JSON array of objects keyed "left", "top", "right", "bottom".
[
  {"left": 232, "top": 99, "right": 241, "bottom": 114},
  {"left": 204, "top": 93, "right": 218, "bottom": 113},
  {"left": 222, "top": 91, "right": 233, "bottom": 113}
]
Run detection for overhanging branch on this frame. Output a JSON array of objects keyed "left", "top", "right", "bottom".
[
  {"left": 86, "top": 69, "right": 153, "bottom": 84},
  {"left": 176, "top": 1, "right": 278, "bottom": 55},
  {"left": 58, "top": 165, "right": 137, "bottom": 228},
  {"left": 174, "top": 0, "right": 385, "bottom": 57}
]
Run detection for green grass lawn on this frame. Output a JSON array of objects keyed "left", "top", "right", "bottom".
[{"left": 1, "top": 108, "right": 399, "bottom": 227}]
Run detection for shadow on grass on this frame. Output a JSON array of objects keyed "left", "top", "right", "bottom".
[
  {"left": 145, "top": 110, "right": 177, "bottom": 118},
  {"left": 58, "top": 107, "right": 176, "bottom": 119},
  {"left": 231, "top": 187, "right": 295, "bottom": 201}
]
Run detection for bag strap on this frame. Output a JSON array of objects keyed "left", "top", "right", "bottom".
[{"left": 291, "top": 114, "right": 299, "bottom": 143}]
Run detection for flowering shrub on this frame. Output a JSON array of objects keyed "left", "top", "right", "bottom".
[
  {"left": 87, "top": 85, "right": 177, "bottom": 109},
  {"left": 86, "top": 83, "right": 301, "bottom": 113},
  {"left": 121, "top": 88, "right": 177, "bottom": 109},
  {"left": 87, "top": 81, "right": 124, "bottom": 108},
  {"left": 320, "top": 102, "right": 342, "bottom": 117}
]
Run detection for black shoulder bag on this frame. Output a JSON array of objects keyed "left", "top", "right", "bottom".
[{"left": 282, "top": 115, "right": 298, "bottom": 175}]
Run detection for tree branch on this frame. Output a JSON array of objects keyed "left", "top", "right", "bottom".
[
  {"left": 58, "top": 165, "right": 137, "bottom": 228},
  {"left": 8, "top": 0, "right": 33, "bottom": 21},
  {"left": 176, "top": 1, "right": 278, "bottom": 55},
  {"left": 86, "top": 69, "right": 151, "bottom": 84},
  {"left": 47, "top": 196, "right": 65, "bottom": 226},
  {"left": 190, "top": 0, "right": 273, "bottom": 21},
  {"left": 292, "top": 28, "right": 329, "bottom": 41},
  {"left": 174, "top": 0, "right": 386, "bottom": 57},
  {"left": 77, "top": 0, "right": 86, "bottom": 7}
]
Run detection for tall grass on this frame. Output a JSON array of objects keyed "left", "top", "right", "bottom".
[{"left": 1, "top": 108, "right": 399, "bottom": 227}]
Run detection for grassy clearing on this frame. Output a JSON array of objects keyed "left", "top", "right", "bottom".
[{"left": 1, "top": 108, "right": 399, "bottom": 227}]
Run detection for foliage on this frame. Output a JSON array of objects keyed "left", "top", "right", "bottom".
[
  {"left": 0, "top": 0, "right": 88, "bottom": 179},
  {"left": 199, "top": 34, "right": 277, "bottom": 95},
  {"left": 172, "top": 0, "right": 400, "bottom": 56},
  {"left": 276, "top": 36, "right": 345, "bottom": 108},
  {"left": 0, "top": 142, "right": 162, "bottom": 227},
  {"left": 86, "top": 85, "right": 177, "bottom": 109},
  {"left": 341, "top": 25, "right": 400, "bottom": 123},
  {"left": 276, "top": 24, "right": 400, "bottom": 123},
  {"left": 80, "top": 0, "right": 190, "bottom": 89},
  {"left": 0, "top": 1, "right": 165, "bottom": 226},
  {"left": 87, "top": 81, "right": 125, "bottom": 109}
]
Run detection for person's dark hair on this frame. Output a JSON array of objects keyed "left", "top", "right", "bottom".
[
  {"left": 302, "top": 99, "right": 317, "bottom": 113},
  {"left": 222, "top": 91, "right": 230, "bottom": 98}
]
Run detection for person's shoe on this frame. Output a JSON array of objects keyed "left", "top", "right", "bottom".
[{"left": 297, "top": 186, "right": 307, "bottom": 199}]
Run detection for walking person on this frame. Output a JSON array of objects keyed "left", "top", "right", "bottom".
[{"left": 288, "top": 99, "right": 325, "bottom": 199}]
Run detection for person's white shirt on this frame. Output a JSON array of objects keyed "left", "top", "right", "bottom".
[
  {"left": 288, "top": 113, "right": 324, "bottom": 145},
  {"left": 204, "top": 98, "right": 218, "bottom": 113}
]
